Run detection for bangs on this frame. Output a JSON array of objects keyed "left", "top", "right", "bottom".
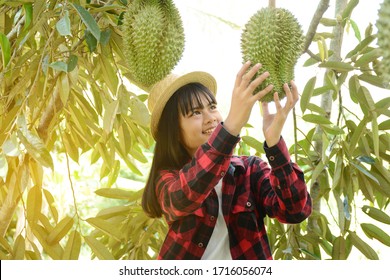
[{"left": 176, "top": 83, "right": 216, "bottom": 116}]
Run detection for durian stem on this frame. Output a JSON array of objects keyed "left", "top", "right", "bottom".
[{"left": 268, "top": 0, "right": 276, "bottom": 8}]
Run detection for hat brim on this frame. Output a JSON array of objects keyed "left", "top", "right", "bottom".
[{"left": 149, "top": 71, "right": 217, "bottom": 140}]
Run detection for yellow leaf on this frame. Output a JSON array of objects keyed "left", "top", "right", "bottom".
[
  {"left": 63, "top": 230, "right": 81, "bottom": 260},
  {"left": 12, "top": 235, "right": 25, "bottom": 260},
  {"left": 46, "top": 216, "right": 74, "bottom": 245},
  {"left": 28, "top": 157, "right": 43, "bottom": 188},
  {"left": 31, "top": 225, "right": 63, "bottom": 260},
  {"left": 86, "top": 217, "right": 122, "bottom": 241},
  {"left": 26, "top": 185, "right": 42, "bottom": 224},
  {"left": 317, "top": 39, "right": 325, "bottom": 62},
  {"left": 43, "top": 188, "right": 58, "bottom": 223},
  {"left": 84, "top": 236, "right": 114, "bottom": 260},
  {"left": 58, "top": 72, "right": 70, "bottom": 105}
]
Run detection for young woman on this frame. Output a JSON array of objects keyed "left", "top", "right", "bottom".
[{"left": 142, "top": 62, "right": 312, "bottom": 260}]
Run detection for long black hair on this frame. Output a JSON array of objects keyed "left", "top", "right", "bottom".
[{"left": 142, "top": 83, "right": 217, "bottom": 218}]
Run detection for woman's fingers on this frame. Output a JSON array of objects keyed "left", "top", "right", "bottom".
[
  {"left": 282, "top": 81, "right": 299, "bottom": 110},
  {"left": 235, "top": 61, "right": 252, "bottom": 87},
  {"left": 253, "top": 83, "right": 273, "bottom": 102}
]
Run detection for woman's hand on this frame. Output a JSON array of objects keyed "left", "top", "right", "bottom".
[
  {"left": 261, "top": 81, "right": 299, "bottom": 147},
  {"left": 224, "top": 61, "right": 274, "bottom": 136}
]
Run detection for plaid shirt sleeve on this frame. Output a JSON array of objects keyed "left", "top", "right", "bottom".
[
  {"left": 156, "top": 123, "right": 240, "bottom": 222},
  {"left": 257, "top": 137, "right": 312, "bottom": 223}
]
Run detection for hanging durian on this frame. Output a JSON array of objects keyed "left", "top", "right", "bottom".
[
  {"left": 241, "top": 7, "right": 304, "bottom": 102},
  {"left": 376, "top": 0, "right": 390, "bottom": 85},
  {"left": 123, "top": 0, "right": 185, "bottom": 89}
]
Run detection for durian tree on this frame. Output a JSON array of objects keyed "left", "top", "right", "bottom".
[{"left": 1, "top": 0, "right": 389, "bottom": 261}]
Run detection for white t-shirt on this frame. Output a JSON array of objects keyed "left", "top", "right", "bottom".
[{"left": 201, "top": 179, "right": 232, "bottom": 260}]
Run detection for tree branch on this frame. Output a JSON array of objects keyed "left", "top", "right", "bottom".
[{"left": 303, "top": 0, "right": 331, "bottom": 53}]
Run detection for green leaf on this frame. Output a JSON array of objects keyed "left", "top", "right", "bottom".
[
  {"left": 319, "top": 61, "right": 355, "bottom": 72},
  {"left": 72, "top": 3, "right": 101, "bottom": 41},
  {"left": 313, "top": 85, "right": 333, "bottom": 96},
  {"left": 362, "top": 206, "right": 390, "bottom": 225},
  {"left": 358, "top": 73, "right": 389, "bottom": 89},
  {"left": 241, "top": 135, "right": 264, "bottom": 153},
  {"left": 346, "top": 35, "right": 376, "bottom": 59},
  {"left": 302, "top": 114, "right": 332, "bottom": 125},
  {"left": 100, "top": 29, "right": 111, "bottom": 45},
  {"left": 360, "top": 86, "right": 376, "bottom": 111},
  {"left": 378, "top": 119, "right": 390, "bottom": 130},
  {"left": 306, "top": 103, "right": 327, "bottom": 115},
  {"left": 321, "top": 124, "right": 344, "bottom": 135},
  {"left": 300, "top": 76, "right": 316, "bottom": 113},
  {"left": 49, "top": 61, "right": 68, "bottom": 72},
  {"left": 341, "top": 0, "right": 359, "bottom": 24},
  {"left": 361, "top": 223, "right": 390, "bottom": 247},
  {"left": 332, "top": 236, "right": 347, "bottom": 260},
  {"left": 56, "top": 11, "right": 71, "bottom": 36},
  {"left": 67, "top": 55, "right": 78, "bottom": 72},
  {"left": 354, "top": 48, "right": 381, "bottom": 67},
  {"left": 348, "top": 118, "right": 367, "bottom": 154},
  {"left": 348, "top": 231, "right": 379, "bottom": 260},
  {"left": 85, "top": 30, "right": 97, "bottom": 52},
  {"left": 348, "top": 75, "right": 360, "bottom": 103},
  {"left": 371, "top": 114, "right": 379, "bottom": 158},
  {"left": 0, "top": 33, "right": 11, "bottom": 67},
  {"left": 84, "top": 236, "right": 115, "bottom": 260},
  {"left": 351, "top": 162, "right": 379, "bottom": 184},
  {"left": 356, "top": 156, "right": 375, "bottom": 164},
  {"left": 23, "top": 3, "right": 33, "bottom": 31},
  {"left": 349, "top": 19, "right": 361, "bottom": 42}
]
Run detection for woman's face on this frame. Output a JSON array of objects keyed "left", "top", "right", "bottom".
[{"left": 179, "top": 94, "right": 222, "bottom": 156}]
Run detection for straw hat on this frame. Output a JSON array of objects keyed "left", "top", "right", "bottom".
[{"left": 148, "top": 71, "right": 217, "bottom": 140}]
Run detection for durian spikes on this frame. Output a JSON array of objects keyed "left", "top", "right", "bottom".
[
  {"left": 376, "top": 0, "right": 390, "bottom": 85},
  {"left": 241, "top": 7, "right": 304, "bottom": 102},
  {"left": 123, "top": 0, "right": 185, "bottom": 89}
]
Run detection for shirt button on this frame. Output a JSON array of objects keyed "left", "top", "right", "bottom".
[
  {"left": 198, "top": 242, "right": 204, "bottom": 248},
  {"left": 220, "top": 171, "right": 225, "bottom": 176},
  {"left": 269, "top": 156, "right": 275, "bottom": 161},
  {"left": 210, "top": 216, "right": 215, "bottom": 221},
  {"left": 246, "top": 201, "right": 252, "bottom": 208}
]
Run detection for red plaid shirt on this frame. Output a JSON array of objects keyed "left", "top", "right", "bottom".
[{"left": 156, "top": 123, "right": 312, "bottom": 260}]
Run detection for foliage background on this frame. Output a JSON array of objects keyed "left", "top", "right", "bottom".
[{"left": 0, "top": 0, "right": 389, "bottom": 260}]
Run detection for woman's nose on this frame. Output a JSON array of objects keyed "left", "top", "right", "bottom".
[{"left": 204, "top": 111, "right": 217, "bottom": 124}]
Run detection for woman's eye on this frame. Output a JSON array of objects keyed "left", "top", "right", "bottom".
[
  {"left": 210, "top": 104, "right": 217, "bottom": 110},
  {"left": 191, "top": 110, "right": 201, "bottom": 116}
]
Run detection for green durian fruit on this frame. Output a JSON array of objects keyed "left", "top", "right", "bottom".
[
  {"left": 241, "top": 7, "right": 304, "bottom": 102},
  {"left": 376, "top": 0, "right": 390, "bottom": 85},
  {"left": 123, "top": 0, "right": 185, "bottom": 89}
]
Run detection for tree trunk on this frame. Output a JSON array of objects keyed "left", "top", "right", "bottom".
[{"left": 308, "top": 0, "right": 348, "bottom": 233}]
